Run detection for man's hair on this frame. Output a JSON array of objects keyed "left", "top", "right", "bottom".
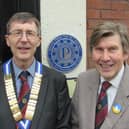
[
  {"left": 90, "top": 21, "right": 129, "bottom": 54},
  {"left": 6, "top": 12, "right": 41, "bottom": 35}
]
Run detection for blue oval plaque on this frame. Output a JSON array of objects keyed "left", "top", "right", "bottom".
[{"left": 47, "top": 34, "right": 82, "bottom": 72}]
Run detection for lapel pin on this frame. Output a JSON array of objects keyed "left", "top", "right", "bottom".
[{"left": 112, "top": 103, "right": 122, "bottom": 114}]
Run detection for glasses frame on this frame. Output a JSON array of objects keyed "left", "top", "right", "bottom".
[{"left": 7, "top": 30, "right": 39, "bottom": 40}]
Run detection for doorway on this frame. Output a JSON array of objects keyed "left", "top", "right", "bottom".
[{"left": 0, "top": 0, "right": 41, "bottom": 63}]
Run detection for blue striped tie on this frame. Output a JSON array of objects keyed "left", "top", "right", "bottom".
[{"left": 18, "top": 71, "right": 30, "bottom": 117}]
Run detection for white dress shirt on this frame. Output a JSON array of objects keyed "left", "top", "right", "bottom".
[{"left": 98, "top": 65, "right": 124, "bottom": 112}]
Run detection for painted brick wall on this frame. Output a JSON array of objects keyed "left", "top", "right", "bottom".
[{"left": 87, "top": 0, "right": 129, "bottom": 68}]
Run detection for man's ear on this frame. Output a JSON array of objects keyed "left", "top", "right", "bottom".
[
  {"left": 36, "top": 36, "right": 42, "bottom": 47},
  {"left": 5, "top": 35, "right": 10, "bottom": 47}
]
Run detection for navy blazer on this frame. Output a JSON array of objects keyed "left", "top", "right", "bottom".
[{"left": 0, "top": 63, "right": 71, "bottom": 129}]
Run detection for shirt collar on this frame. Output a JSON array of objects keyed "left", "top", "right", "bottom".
[
  {"left": 12, "top": 58, "right": 36, "bottom": 79},
  {"left": 100, "top": 64, "right": 125, "bottom": 89}
]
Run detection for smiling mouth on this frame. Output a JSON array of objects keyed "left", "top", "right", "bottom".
[
  {"left": 18, "top": 46, "right": 30, "bottom": 50},
  {"left": 18, "top": 47, "right": 30, "bottom": 53},
  {"left": 100, "top": 63, "right": 113, "bottom": 70}
]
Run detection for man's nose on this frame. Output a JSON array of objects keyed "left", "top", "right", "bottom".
[
  {"left": 20, "top": 32, "right": 28, "bottom": 41},
  {"left": 102, "top": 50, "right": 110, "bottom": 60}
]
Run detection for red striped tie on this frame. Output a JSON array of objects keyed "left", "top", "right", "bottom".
[
  {"left": 18, "top": 71, "right": 30, "bottom": 117},
  {"left": 95, "top": 81, "right": 111, "bottom": 129}
]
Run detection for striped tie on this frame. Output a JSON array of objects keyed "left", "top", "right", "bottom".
[
  {"left": 18, "top": 71, "right": 30, "bottom": 117},
  {"left": 95, "top": 81, "right": 111, "bottom": 129}
]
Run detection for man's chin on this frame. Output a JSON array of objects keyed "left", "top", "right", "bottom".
[
  {"left": 19, "top": 57, "right": 29, "bottom": 61},
  {"left": 101, "top": 73, "right": 113, "bottom": 80}
]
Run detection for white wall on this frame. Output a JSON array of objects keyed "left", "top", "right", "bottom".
[{"left": 40, "top": 0, "right": 86, "bottom": 78}]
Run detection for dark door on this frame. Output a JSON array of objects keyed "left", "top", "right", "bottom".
[{"left": 0, "top": 0, "right": 41, "bottom": 63}]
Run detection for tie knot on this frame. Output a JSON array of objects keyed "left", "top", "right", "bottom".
[
  {"left": 102, "top": 81, "right": 110, "bottom": 91},
  {"left": 20, "top": 71, "right": 29, "bottom": 82}
]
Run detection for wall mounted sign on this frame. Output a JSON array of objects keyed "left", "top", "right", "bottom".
[{"left": 47, "top": 34, "right": 82, "bottom": 73}]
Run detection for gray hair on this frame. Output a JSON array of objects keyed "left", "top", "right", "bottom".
[
  {"left": 6, "top": 12, "right": 41, "bottom": 35},
  {"left": 90, "top": 21, "right": 129, "bottom": 54}
]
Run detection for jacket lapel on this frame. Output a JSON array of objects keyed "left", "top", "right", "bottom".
[
  {"left": 31, "top": 66, "right": 48, "bottom": 129},
  {"left": 0, "top": 65, "right": 18, "bottom": 129},
  {"left": 101, "top": 65, "right": 129, "bottom": 129},
  {"left": 81, "top": 70, "right": 100, "bottom": 129}
]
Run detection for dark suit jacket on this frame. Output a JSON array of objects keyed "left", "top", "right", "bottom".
[
  {"left": 72, "top": 64, "right": 129, "bottom": 129},
  {"left": 0, "top": 64, "right": 71, "bottom": 129}
]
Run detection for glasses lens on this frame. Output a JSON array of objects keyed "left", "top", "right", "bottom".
[{"left": 8, "top": 30, "right": 38, "bottom": 40}]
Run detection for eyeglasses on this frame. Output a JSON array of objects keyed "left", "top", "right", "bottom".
[{"left": 8, "top": 30, "right": 39, "bottom": 40}]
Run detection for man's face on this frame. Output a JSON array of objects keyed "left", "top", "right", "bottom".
[
  {"left": 5, "top": 21, "right": 41, "bottom": 62},
  {"left": 92, "top": 34, "right": 128, "bottom": 81}
]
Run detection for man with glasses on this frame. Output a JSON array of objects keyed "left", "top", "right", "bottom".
[{"left": 0, "top": 12, "right": 71, "bottom": 129}]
